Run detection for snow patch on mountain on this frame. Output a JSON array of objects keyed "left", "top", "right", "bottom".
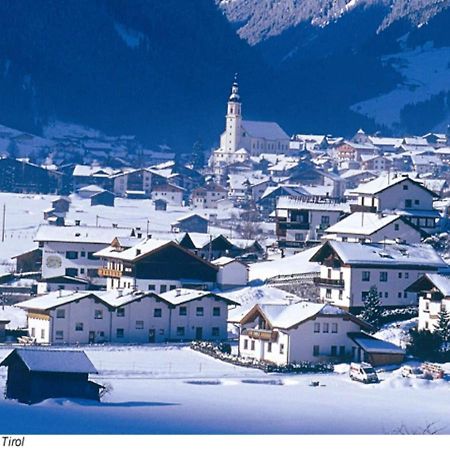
[
  {"left": 351, "top": 42, "right": 450, "bottom": 128},
  {"left": 114, "top": 23, "right": 146, "bottom": 49}
]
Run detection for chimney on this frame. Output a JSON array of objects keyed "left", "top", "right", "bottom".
[
  {"left": 137, "top": 232, "right": 143, "bottom": 239},
  {"left": 112, "top": 223, "right": 118, "bottom": 228},
  {"left": 176, "top": 288, "right": 181, "bottom": 297},
  {"left": 58, "top": 289, "right": 62, "bottom": 298},
  {"left": 136, "top": 249, "right": 141, "bottom": 256},
  {"left": 147, "top": 234, "right": 152, "bottom": 239},
  {"left": 118, "top": 288, "right": 123, "bottom": 297},
  {"left": 75, "top": 219, "right": 81, "bottom": 226}
]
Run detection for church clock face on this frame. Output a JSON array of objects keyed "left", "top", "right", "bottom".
[{"left": 46, "top": 255, "right": 62, "bottom": 269}]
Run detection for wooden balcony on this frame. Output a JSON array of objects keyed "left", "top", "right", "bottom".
[
  {"left": 350, "top": 204, "right": 377, "bottom": 213},
  {"left": 313, "top": 277, "right": 345, "bottom": 288},
  {"left": 243, "top": 328, "right": 278, "bottom": 341},
  {"left": 98, "top": 267, "right": 123, "bottom": 278}
]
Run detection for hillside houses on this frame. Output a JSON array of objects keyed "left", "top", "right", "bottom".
[{"left": 310, "top": 240, "right": 446, "bottom": 312}]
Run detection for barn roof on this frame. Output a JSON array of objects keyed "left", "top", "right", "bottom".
[{"left": 0, "top": 348, "right": 98, "bottom": 374}]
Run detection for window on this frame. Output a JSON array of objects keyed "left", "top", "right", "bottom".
[
  {"left": 30, "top": 328, "right": 35, "bottom": 337},
  {"left": 176, "top": 327, "right": 185, "bottom": 336},
  {"left": 80, "top": 251, "right": 86, "bottom": 257},
  {"left": 154, "top": 308, "right": 162, "bottom": 318},
  {"left": 362, "top": 271, "right": 370, "bottom": 282},
  {"left": 339, "top": 346, "right": 345, "bottom": 356},
  {"left": 280, "top": 344, "right": 284, "bottom": 354},
  {"left": 313, "top": 345, "right": 320, "bottom": 356},
  {"left": 212, "top": 327, "right": 220, "bottom": 337},
  {"left": 394, "top": 223, "right": 399, "bottom": 231},
  {"left": 331, "top": 323, "right": 338, "bottom": 333},
  {"left": 398, "top": 272, "right": 402, "bottom": 279},
  {"left": 80, "top": 268, "right": 85, "bottom": 274},
  {"left": 398, "top": 292, "right": 402, "bottom": 298},
  {"left": 94, "top": 310, "right": 103, "bottom": 319},
  {"left": 136, "top": 320, "right": 144, "bottom": 329},
  {"left": 243, "top": 339, "right": 248, "bottom": 350},
  {"left": 213, "top": 307, "right": 221, "bottom": 317},
  {"left": 41, "top": 329, "right": 45, "bottom": 339},
  {"left": 338, "top": 290, "right": 343, "bottom": 300},
  {"left": 294, "top": 233, "right": 304, "bottom": 241},
  {"left": 250, "top": 341, "right": 255, "bottom": 350},
  {"left": 403, "top": 184, "right": 408, "bottom": 190},
  {"left": 55, "top": 330, "right": 64, "bottom": 340},
  {"left": 65, "top": 251, "right": 78, "bottom": 260},
  {"left": 56, "top": 309, "right": 65, "bottom": 319},
  {"left": 160, "top": 285, "right": 167, "bottom": 294},
  {"left": 117, "top": 308, "right": 125, "bottom": 317},
  {"left": 75, "top": 322, "right": 83, "bottom": 331},
  {"left": 148, "top": 284, "right": 156, "bottom": 291},
  {"left": 414, "top": 199, "right": 420, "bottom": 205},
  {"left": 179, "top": 306, "right": 187, "bottom": 316},
  {"left": 65, "top": 268, "right": 78, "bottom": 277},
  {"left": 331, "top": 346, "right": 337, "bottom": 356},
  {"left": 314, "top": 323, "right": 320, "bottom": 333},
  {"left": 323, "top": 323, "right": 329, "bottom": 333},
  {"left": 87, "top": 252, "right": 99, "bottom": 260},
  {"left": 116, "top": 328, "right": 124, "bottom": 338},
  {"left": 405, "top": 199, "right": 412, "bottom": 208},
  {"left": 384, "top": 292, "right": 388, "bottom": 298},
  {"left": 380, "top": 272, "right": 388, "bottom": 282},
  {"left": 321, "top": 215, "right": 330, "bottom": 225},
  {"left": 327, "top": 269, "right": 332, "bottom": 278},
  {"left": 196, "top": 307, "right": 204, "bottom": 316},
  {"left": 326, "top": 289, "right": 332, "bottom": 299},
  {"left": 267, "top": 342, "right": 272, "bottom": 353},
  {"left": 169, "top": 285, "right": 177, "bottom": 291},
  {"left": 405, "top": 272, "right": 409, "bottom": 279},
  {"left": 159, "top": 329, "right": 165, "bottom": 335}
]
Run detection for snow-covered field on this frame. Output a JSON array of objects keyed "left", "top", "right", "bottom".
[
  {"left": 0, "top": 192, "right": 247, "bottom": 273},
  {"left": 0, "top": 344, "right": 448, "bottom": 434},
  {"left": 351, "top": 43, "right": 450, "bottom": 129}
]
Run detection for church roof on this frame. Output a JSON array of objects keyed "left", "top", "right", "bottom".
[{"left": 242, "top": 120, "right": 289, "bottom": 141}]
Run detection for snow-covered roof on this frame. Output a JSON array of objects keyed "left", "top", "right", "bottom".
[
  {"left": 245, "top": 302, "right": 352, "bottom": 330},
  {"left": 94, "top": 238, "right": 171, "bottom": 261},
  {"left": 211, "top": 256, "right": 243, "bottom": 267},
  {"left": 311, "top": 241, "right": 446, "bottom": 268},
  {"left": 368, "top": 137, "right": 403, "bottom": 147},
  {"left": 276, "top": 197, "right": 350, "bottom": 212},
  {"left": 249, "top": 246, "right": 321, "bottom": 282},
  {"left": 16, "top": 291, "right": 96, "bottom": 311},
  {"left": 0, "top": 348, "right": 98, "bottom": 374},
  {"left": 340, "top": 169, "right": 376, "bottom": 180},
  {"left": 324, "top": 212, "right": 400, "bottom": 236},
  {"left": 171, "top": 213, "right": 208, "bottom": 225},
  {"left": 426, "top": 273, "right": 450, "bottom": 297},
  {"left": 77, "top": 184, "right": 105, "bottom": 193},
  {"left": 351, "top": 174, "right": 436, "bottom": 197},
  {"left": 158, "top": 288, "right": 237, "bottom": 306},
  {"left": 411, "top": 154, "right": 442, "bottom": 166},
  {"left": 34, "top": 225, "right": 132, "bottom": 244},
  {"left": 242, "top": 120, "right": 289, "bottom": 141},
  {"left": 348, "top": 332, "right": 405, "bottom": 355}
]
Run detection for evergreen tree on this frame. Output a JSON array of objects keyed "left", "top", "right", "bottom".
[
  {"left": 361, "top": 285, "right": 383, "bottom": 331},
  {"left": 435, "top": 307, "right": 450, "bottom": 350},
  {"left": 191, "top": 140, "right": 205, "bottom": 170},
  {"left": 407, "top": 328, "right": 442, "bottom": 360}
]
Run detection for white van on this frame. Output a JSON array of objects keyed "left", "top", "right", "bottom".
[{"left": 349, "top": 362, "right": 379, "bottom": 384}]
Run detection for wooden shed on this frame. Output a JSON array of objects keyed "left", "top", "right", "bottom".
[
  {"left": 0, "top": 348, "right": 102, "bottom": 404},
  {"left": 90, "top": 190, "right": 115, "bottom": 207},
  {"left": 348, "top": 332, "right": 406, "bottom": 367}
]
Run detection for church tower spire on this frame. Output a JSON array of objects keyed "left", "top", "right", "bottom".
[{"left": 225, "top": 74, "right": 242, "bottom": 153}]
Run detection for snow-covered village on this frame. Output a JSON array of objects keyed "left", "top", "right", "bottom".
[{"left": 1, "top": 0, "right": 450, "bottom": 441}]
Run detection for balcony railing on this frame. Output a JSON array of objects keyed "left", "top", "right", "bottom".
[
  {"left": 277, "top": 221, "right": 310, "bottom": 231},
  {"left": 313, "top": 277, "right": 345, "bottom": 288},
  {"left": 98, "top": 267, "right": 123, "bottom": 278},
  {"left": 350, "top": 204, "right": 377, "bottom": 213},
  {"left": 242, "top": 328, "right": 278, "bottom": 341}
]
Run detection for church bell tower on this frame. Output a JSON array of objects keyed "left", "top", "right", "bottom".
[{"left": 225, "top": 74, "right": 242, "bottom": 153}]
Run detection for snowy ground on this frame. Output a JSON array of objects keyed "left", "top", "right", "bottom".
[
  {"left": 0, "top": 192, "right": 253, "bottom": 273},
  {"left": 0, "top": 344, "right": 448, "bottom": 434}
]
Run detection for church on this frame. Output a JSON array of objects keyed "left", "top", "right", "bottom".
[{"left": 210, "top": 77, "right": 290, "bottom": 173}]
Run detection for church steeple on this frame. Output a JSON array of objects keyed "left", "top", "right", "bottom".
[{"left": 225, "top": 74, "right": 242, "bottom": 153}]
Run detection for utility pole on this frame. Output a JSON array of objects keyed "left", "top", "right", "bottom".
[{"left": 1, "top": 204, "right": 5, "bottom": 242}]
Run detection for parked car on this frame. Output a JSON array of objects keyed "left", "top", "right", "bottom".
[
  {"left": 349, "top": 362, "right": 379, "bottom": 384},
  {"left": 401, "top": 365, "right": 426, "bottom": 379}
]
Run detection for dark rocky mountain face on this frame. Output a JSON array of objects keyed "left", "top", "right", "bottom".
[{"left": 0, "top": 0, "right": 449, "bottom": 151}]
